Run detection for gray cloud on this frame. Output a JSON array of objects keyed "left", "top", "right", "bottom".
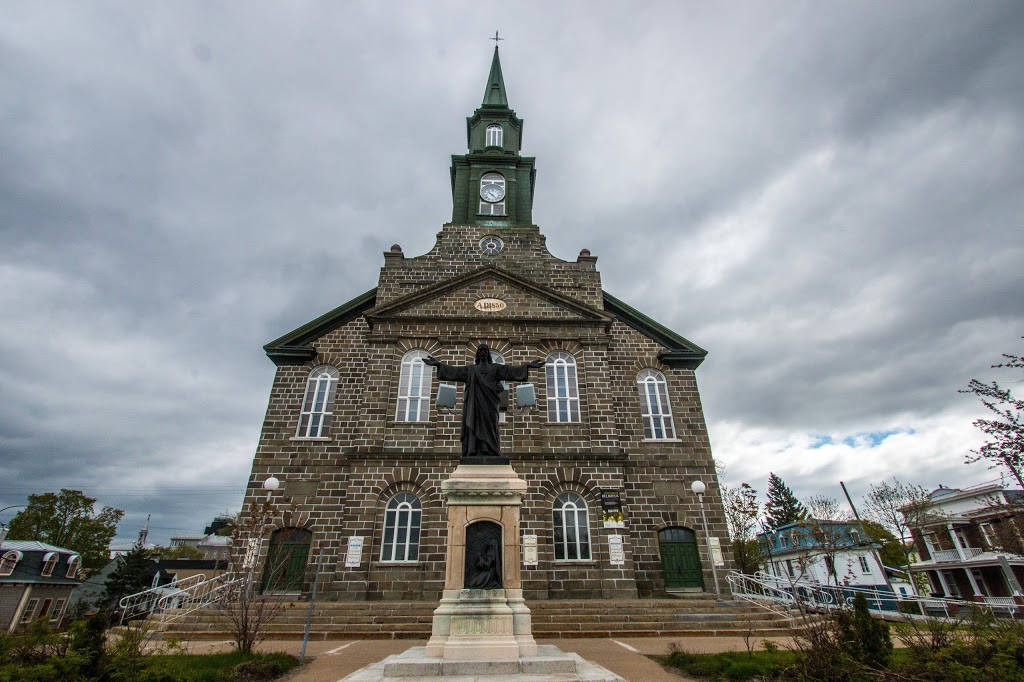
[{"left": 1, "top": 1, "right": 1022, "bottom": 542}]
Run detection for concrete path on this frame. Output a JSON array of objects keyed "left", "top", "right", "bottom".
[{"left": 169, "top": 635, "right": 796, "bottom": 682}]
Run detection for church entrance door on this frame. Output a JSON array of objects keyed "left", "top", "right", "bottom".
[
  {"left": 261, "top": 528, "right": 312, "bottom": 593},
  {"left": 658, "top": 527, "right": 704, "bottom": 590}
]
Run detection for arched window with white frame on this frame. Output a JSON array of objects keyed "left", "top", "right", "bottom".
[
  {"left": 0, "top": 551, "right": 22, "bottom": 576},
  {"left": 65, "top": 555, "right": 81, "bottom": 579},
  {"left": 485, "top": 124, "right": 503, "bottom": 148},
  {"left": 380, "top": 492, "right": 422, "bottom": 562},
  {"left": 297, "top": 365, "right": 339, "bottom": 438},
  {"left": 553, "top": 492, "right": 591, "bottom": 560},
  {"left": 478, "top": 172, "right": 506, "bottom": 216},
  {"left": 637, "top": 369, "right": 676, "bottom": 439},
  {"left": 545, "top": 351, "right": 580, "bottom": 422},
  {"left": 40, "top": 552, "right": 58, "bottom": 577},
  {"left": 396, "top": 350, "right": 432, "bottom": 422}
]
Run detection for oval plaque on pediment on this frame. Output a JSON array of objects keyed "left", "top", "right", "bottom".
[{"left": 474, "top": 298, "right": 507, "bottom": 313}]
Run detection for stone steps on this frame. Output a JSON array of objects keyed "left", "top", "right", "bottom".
[{"left": 156, "top": 598, "right": 798, "bottom": 640}]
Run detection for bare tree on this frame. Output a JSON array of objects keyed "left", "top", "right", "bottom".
[
  {"left": 723, "top": 483, "right": 762, "bottom": 574},
  {"left": 961, "top": 340, "right": 1024, "bottom": 489},
  {"left": 803, "top": 496, "right": 852, "bottom": 587},
  {"left": 862, "top": 478, "right": 931, "bottom": 581},
  {"left": 217, "top": 498, "right": 296, "bottom": 653}
]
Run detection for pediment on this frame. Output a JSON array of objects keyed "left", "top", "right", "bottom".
[{"left": 364, "top": 267, "right": 612, "bottom": 326}]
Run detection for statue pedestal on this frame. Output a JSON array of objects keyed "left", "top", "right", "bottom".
[
  {"left": 424, "top": 464, "right": 537, "bottom": 660},
  {"left": 341, "top": 463, "right": 624, "bottom": 680}
]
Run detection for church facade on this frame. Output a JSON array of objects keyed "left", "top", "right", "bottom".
[{"left": 240, "top": 48, "right": 731, "bottom": 602}]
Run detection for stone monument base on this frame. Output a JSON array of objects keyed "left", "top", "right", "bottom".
[
  {"left": 341, "top": 644, "right": 624, "bottom": 681},
  {"left": 423, "top": 586, "right": 535, "bottom": 660}
]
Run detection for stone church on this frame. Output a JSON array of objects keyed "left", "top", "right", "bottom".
[{"left": 241, "top": 47, "right": 730, "bottom": 603}]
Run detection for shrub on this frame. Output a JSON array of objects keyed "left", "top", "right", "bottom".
[{"left": 836, "top": 592, "right": 892, "bottom": 669}]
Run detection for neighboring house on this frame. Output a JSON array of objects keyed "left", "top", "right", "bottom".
[
  {"left": 0, "top": 541, "right": 83, "bottom": 632},
  {"left": 169, "top": 534, "right": 205, "bottom": 550},
  {"left": 196, "top": 534, "right": 230, "bottom": 561},
  {"left": 904, "top": 484, "right": 1024, "bottom": 609},
  {"left": 108, "top": 541, "right": 156, "bottom": 559},
  {"left": 758, "top": 520, "right": 889, "bottom": 591}
]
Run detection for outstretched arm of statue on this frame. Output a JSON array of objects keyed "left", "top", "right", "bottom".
[
  {"left": 527, "top": 359, "right": 545, "bottom": 369},
  {"left": 422, "top": 356, "right": 440, "bottom": 367}
]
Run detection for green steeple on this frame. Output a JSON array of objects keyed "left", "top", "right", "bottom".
[
  {"left": 481, "top": 46, "right": 508, "bottom": 108},
  {"left": 449, "top": 48, "right": 536, "bottom": 227}
]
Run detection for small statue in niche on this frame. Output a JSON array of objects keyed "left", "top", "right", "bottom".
[
  {"left": 464, "top": 521, "right": 503, "bottom": 589},
  {"left": 423, "top": 344, "right": 544, "bottom": 460}
]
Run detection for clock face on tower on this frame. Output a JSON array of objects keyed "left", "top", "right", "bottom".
[{"left": 480, "top": 183, "right": 505, "bottom": 203}]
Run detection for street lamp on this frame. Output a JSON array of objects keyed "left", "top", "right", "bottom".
[
  {"left": 263, "top": 476, "right": 280, "bottom": 500},
  {"left": 690, "top": 480, "right": 722, "bottom": 600}
]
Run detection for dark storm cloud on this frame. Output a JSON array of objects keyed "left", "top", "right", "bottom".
[{"left": 1, "top": 1, "right": 1021, "bottom": 541}]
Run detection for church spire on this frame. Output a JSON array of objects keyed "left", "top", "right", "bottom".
[{"left": 481, "top": 46, "right": 508, "bottom": 108}]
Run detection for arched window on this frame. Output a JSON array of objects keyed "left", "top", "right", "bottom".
[
  {"left": 381, "top": 492, "right": 422, "bottom": 562},
  {"left": 545, "top": 351, "right": 580, "bottom": 422},
  {"left": 637, "top": 369, "right": 675, "bottom": 439},
  {"left": 485, "top": 124, "right": 503, "bottom": 148},
  {"left": 0, "top": 551, "right": 22, "bottom": 576},
  {"left": 553, "top": 492, "right": 591, "bottom": 560},
  {"left": 297, "top": 365, "right": 339, "bottom": 438},
  {"left": 40, "top": 552, "right": 58, "bottom": 577},
  {"left": 396, "top": 350, "right": 432, "bottom": 422},
  {"left": 478, "top": 172, "right": 506, "bottom": 216},
  {"left": 65, "top": 555, "right": 81, "bottom": 579}
]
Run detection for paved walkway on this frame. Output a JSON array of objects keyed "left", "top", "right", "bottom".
[{"left": 171, "top": 636, "right": 796, "bottom": 682}]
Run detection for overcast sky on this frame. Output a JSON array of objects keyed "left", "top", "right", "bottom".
[{"left": 2, "top": 1, "right": 1022, "bottom": 546}]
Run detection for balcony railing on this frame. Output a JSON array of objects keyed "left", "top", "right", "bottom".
[{"left": 932, "top": 547, "right": 984, "bottom": 562}]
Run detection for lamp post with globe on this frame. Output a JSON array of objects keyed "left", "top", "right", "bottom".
[{"left": 690, "top": 480, "right": 722, "bottom": 600}]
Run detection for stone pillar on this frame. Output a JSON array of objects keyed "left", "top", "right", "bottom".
[{"left": 424, "top": 463, "right": 538, "bottom": 660}]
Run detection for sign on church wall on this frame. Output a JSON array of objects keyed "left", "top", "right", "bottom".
[{"left": 474, "top": 298, "right": 507, "bottom": 313}]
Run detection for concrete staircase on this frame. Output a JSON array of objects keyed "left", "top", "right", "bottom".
[{"left": 155, "top": 594, "right": 798, "bottom": 641}]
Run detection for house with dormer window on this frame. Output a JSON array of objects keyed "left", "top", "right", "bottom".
[
  {"left": 758, "top": 520, "right": 889, "bottom": 591},
  {"left": 0, "top": 541, "right": 82, "bottom": 632}
]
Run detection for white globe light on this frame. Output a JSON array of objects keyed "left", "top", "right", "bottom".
[
  {"left": 690, "top": 480, "right": 706, "bottom": 495},
  {"left": 263, "top": 476, "right": 280, "bottom": 491}
]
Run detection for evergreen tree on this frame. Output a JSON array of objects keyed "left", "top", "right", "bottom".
[
  {"left": 765, "top": 473, "right": 807, "bottom": 529},
  {"left": 103, "top": 546, "right": 153, "bottom": 613}
]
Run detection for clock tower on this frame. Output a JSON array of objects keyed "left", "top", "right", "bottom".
[{"left": 450, "top": 46, "right": 536, "bottom": 227}]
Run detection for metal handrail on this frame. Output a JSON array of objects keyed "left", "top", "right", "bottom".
[{"left": 118, "top": 573, "right": 207, "bottom": 624}]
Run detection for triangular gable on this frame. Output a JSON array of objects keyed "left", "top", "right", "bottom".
[
  {"left": 603, "top": 291, "right": 708, "bottom": 369},
  {"left": 365, "top": 266, "right": 613, "bottom": 326},
  {"left": 264, "top": 288, "right": 377, "bottom": 365}
]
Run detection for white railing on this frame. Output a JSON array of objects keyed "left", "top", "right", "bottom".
[
  {"left": 726, "top": 571, "right": 1020, "bottom": 622},
  {"left": 932, "top": 547, "right": 984, "bottom": 562},
  {"left": 118, "top": 574, "right": 207, "bottom": 624},
  {"left": 155, "top": 572, "right": 246, "bottom": 625}
]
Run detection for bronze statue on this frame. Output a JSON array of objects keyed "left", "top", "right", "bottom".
[{"left": 422, "top": 344, "right": 543, "bottom": 460}]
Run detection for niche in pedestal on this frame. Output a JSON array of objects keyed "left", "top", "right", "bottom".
[{"left": 464, "top": 522, "right": 502, "bottom": 589}]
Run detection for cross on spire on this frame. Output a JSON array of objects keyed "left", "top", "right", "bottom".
[{"left": 490, "top": 31, "right": 503, "bottom": 45}]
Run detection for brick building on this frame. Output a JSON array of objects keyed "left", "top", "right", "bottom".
[{"left": 239, "top": 47, "right": 730, "bottom": 603}]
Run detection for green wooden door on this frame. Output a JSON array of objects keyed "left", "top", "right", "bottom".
[
  {"left": 659, "top": 528, "right": 704, "bottom": 589},
  {"left": 261, "top": 528, "right": 312, "bottom": 593}
]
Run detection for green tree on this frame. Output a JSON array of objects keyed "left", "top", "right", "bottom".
[
  {"left": 152, "top": 544, "right": 203, "bottom": 560},
  {"left": 860, "top": 521, "right": 905, "bottom": 568},
  {"left": 961, "top": 340, "right": 1024, "bottom": 489},
  {"left": 103, "top": 546, "right": 153, "bottom": 612},
  {"left": 723, "top": 483, "right": 762, "bottom": 574},
  {"left": 6, "top": 489, "right": 124, "bottom": 572},
  {"left": 765, "top": 473, "right": 806, "bottom": 530}
]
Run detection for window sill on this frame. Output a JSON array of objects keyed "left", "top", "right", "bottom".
[
  {"left": 375, "top": 561, "right": 420, "bottom": 566},
  {"left": 552, "top": 560, "right": 596, "bottom": 565},
  {"left": 545, "top": 421, "right": 583, "bottom": 426},
  {"left": 290, "top": 436, "right": 331, "bottom": 442},
  {"left": 641, "top": 438, "right": 681, "bottom": 443}
]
